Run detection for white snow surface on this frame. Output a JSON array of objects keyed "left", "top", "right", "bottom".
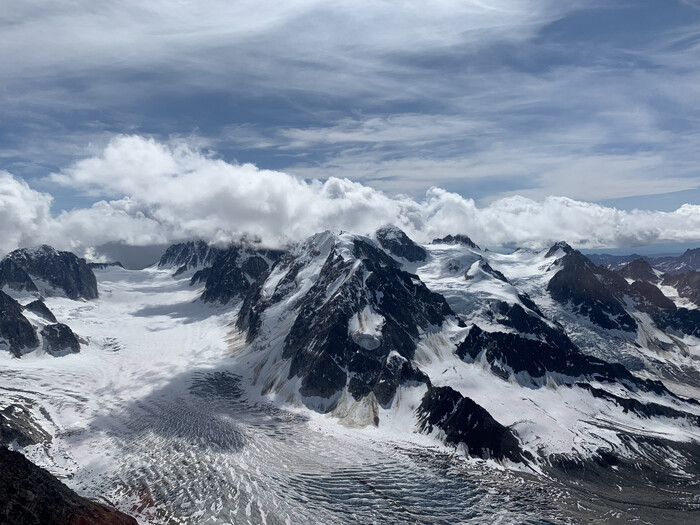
[
  {"left": 2, "top": 238, "right": 700, "bottom": 523},
  {"left": 1, "top": 264, "right": 576, "bottom": 523}
]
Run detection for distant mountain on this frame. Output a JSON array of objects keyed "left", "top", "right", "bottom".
[
  {"left": 589, "top": 247, "right": 700, "bottom": 275},
  {"left": 616, "top": 258, "right": 658, "bottom": 282}
]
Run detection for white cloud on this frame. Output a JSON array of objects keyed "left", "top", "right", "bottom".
[
  {"left": 0, "top": 171, "right": 53, "bottom": 256},
  {"left": 1, "top": 135, "right": 696, "bottom": 258}
]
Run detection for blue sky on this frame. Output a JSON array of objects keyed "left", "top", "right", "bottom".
[{"left": 1, "top": 1, "right": 700, "bottom": 255}]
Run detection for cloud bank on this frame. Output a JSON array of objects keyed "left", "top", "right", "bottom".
[{"left": 1, "top": 135, "right": 699, "bottom": 259}]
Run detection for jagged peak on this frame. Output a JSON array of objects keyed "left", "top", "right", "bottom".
[
  {"left": 374, "top": 225, "right": 426, "bottom": 262},
  {"left": 431, "top": 234, "right": 480, "bottom": 250},
  {"left": 544, "top": 241, "right": 573, "bottom": 258}
]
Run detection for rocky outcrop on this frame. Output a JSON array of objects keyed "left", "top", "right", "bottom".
[
  {"left": 662, "top": 270, "right": 700, "bottom": 307},
  {"left": 237, "top": 232, "right": 453, "bottom": 410},
  {"left": 41, "top": 324, "right": 80, "bottom": 356},
  {"left": 24, "top": 299, "right": 57, "bottom": 323},
  {"left": 0, "top": 405, "right": 51, "bottom": 447},
  {"left": 4, "top": 246, "right": 97, "bottom": 300},
  {"left": 416, "top": 386, "right": 531, "bottom": 464},
  {"left": 375, "top": 226, "right": 427, "bottom": 262},
  {"left": 654, "top": 248, "right": 700, "bottom": 274},
  {"left": 547, "top": 249, "right": 637, "bottom": 332},
  {"left": 193, "top": 245, "right": 283, "bottom": 304},
  {"left": 0, "top": 258, "right": 38, "bottom": 293},
  {"left": 431, "top": 234, "right": 480, "bottom": 250},
  {"left": 616, "top": 258, "right": 658, "bottom": 283},
  {"left": 158, "top": 240, "right": 222, "bottom": 276},
  {"left": 0, "top": 447, "right": 138, "bottom": 525},
  {"left": 0, "top": 291, "right": 39, "bottom": 357},
  {"left": 544, "top": 241, "right": 573, "bottom": 258}
]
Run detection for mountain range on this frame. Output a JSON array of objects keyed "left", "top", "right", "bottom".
[{"left": 1, "top": 229, "right": 699, "bottom": 523}]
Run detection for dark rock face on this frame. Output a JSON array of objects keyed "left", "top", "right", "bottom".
[
  {"left": 238, "top": 233, "right": 453, "bottom": 408},
  {"left": 24, "top": 299, "right": 57, "bottom": 323},
  {"left": 575, "top": 383, "right": 700, "bottom": 424},
  {"left": 158, "top": 240, "right": 283, "bottom": 303},
  {"left": 0, "top": 291, "right": 39, "bottom": 357},
  {"left": 194, "top": 246, "right": 283, "bottom": 304},
  {"left": 0, "top": 258, "right": 38, "bottom": 293},
  {"left": 628, "top": 280, "right": 676, "bottom": 313},
  {"left": 158, "top": 240, "right": 222, "bottom": 276},
  {"left": 545, "top": 241, "right": 573, "bottom": 258},
  {"left": 375, "top": 226, "right": 427, "bottom": 262},
  {"left": 0, "top": 405, "right": 51, "bottom": 447},
  {"left": 0, "top": 447, "right": 138, "bottom": 525},
  {"left": 416, "top": 386, "right": 530, "bottom": 464},
  {"left": 41, "top": 324, "right": 80, "bottom": 356},
  {"left": 5, "top": 245, "right": 98, "bottom": 300},
  {"left": 587, "top": 252, "right": 646, "bottom": 270},
  {"left": 616, "top": 258, "right": 658, "bottom": 282},
  {"left": 456, "top": 305, "right": 675, "bottom": 398},
  {"left": 663, "top": 270, "right": 700, "bottom": 307},
  {"left": 547, "top": 250, "right": 637, "bottom": 332},
  {"left": 467, "top": 258, "right": 507, "bottom": 282},
  {"left": 654, "top": 247, "right": 700, "bottom": 274},
  {"left": 431, "top": 234, "right": 480, "bottom": 250}
]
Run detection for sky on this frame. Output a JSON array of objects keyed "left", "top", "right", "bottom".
[{"left": 2, "top": 0, "right": 700, "bottom": 260}]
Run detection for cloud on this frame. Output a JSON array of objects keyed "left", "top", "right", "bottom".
[
  {"left": 0, "top": 171, "right": 53, "bottom": 256},
  {"left": 1, "top": 135, "right": 697, "bottom": 259}
]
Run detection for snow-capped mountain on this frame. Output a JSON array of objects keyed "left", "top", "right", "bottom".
[
  {"left": 590, "top": 247, "right": 700, "bottom": 275},
  {"left": 2, "top": 231, "right": 700, "bottom": 524},
  {"left": 159, "top": 239, "right": 283, "bottom": 304},
  {"left": 0, "top": 246, "right": 94, "bottom": 357}
]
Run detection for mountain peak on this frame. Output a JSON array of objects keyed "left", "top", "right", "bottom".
[
  {"left": 431, "top": 234, "right": 480, "bottom": 250},
  {"left": 544, "top": 241, "right": 573, "bottom": 258},
  {"left": 375, "top": 225, "right": 427, "bottom": 262}
]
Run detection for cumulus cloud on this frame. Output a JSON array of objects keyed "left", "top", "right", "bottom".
[
  {"left": 1, "top": 135, "right": 699, "bottom": 259},
  {"left": 0, "top": 171, "right": 53, "bottom": 256}
]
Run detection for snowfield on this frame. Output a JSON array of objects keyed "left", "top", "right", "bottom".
[{"left": 2, "top": 255, "right": 699, "bottom": 524}]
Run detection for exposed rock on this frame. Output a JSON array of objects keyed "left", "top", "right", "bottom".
[
  {"left": 4, "top": 245, "right": 97, "bottom": 300},
  {"left": 41, "top": 324, "right": 80, "bottom": 356},
  {"left": 237, "top": 232, "right": 452, "bottom": 409},
  {"left": 616, "top": 258, "right": 658, "bottom": 282},
  {"left": 0, "top": 404, "right": 51, "bottom": 447},
  {"left": 662, "top": 270, "right": 700, "bottom": 307},
  {"left": 466, "top": 257, "right": 507, "bottom": 282},
  {"left": 547, "top": 249, "right": 637, "bottom": 332},
  {"left": 653, "top": 247, "right": 700, "bottom": 275},
  {"left": 590, "top": 247, "right": 700, "bottom": 275},
  {"left": 457, "top": 317, "right": 673, "bottom": 397},
  {"left": 158, "top": 240, "right": 222, "bottom": 275},
  {"left": 431, "top": 234, "right": 480, "bottom": 250},
  {"left": 575, "top": 383, "right": 700, "bottom": 424},
  {"left": 545, "top": 241, "right": 573, "bottom": 258},
  {"left": 0, "top": 258, "right": 38, "bottom": 293},
  {"left": 194, "top": 246, "right": 283, "bottom": 304},
  {"left": 375, "top": 226, "right": 427, "bottom": 262},
  {"left": 0, "top": 291, "right": 39, "bottom": 357},
  {"left": 24, "top": 299, "right": 57, "bottom": 323},
  {"left": 0, "top": 447, "right": 138, "bottom": 525},
  {"left": 416, "top": 386, "right": 531, "bottom": 464}
]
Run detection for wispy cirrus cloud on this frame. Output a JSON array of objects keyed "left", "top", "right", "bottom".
[{"left": 2, "top": 0, "right": 700, "bottom": 215}]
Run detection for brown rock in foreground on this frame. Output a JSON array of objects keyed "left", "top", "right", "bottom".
[{"left": 0, "top": 447, "right": 137, "bottom": 525}]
